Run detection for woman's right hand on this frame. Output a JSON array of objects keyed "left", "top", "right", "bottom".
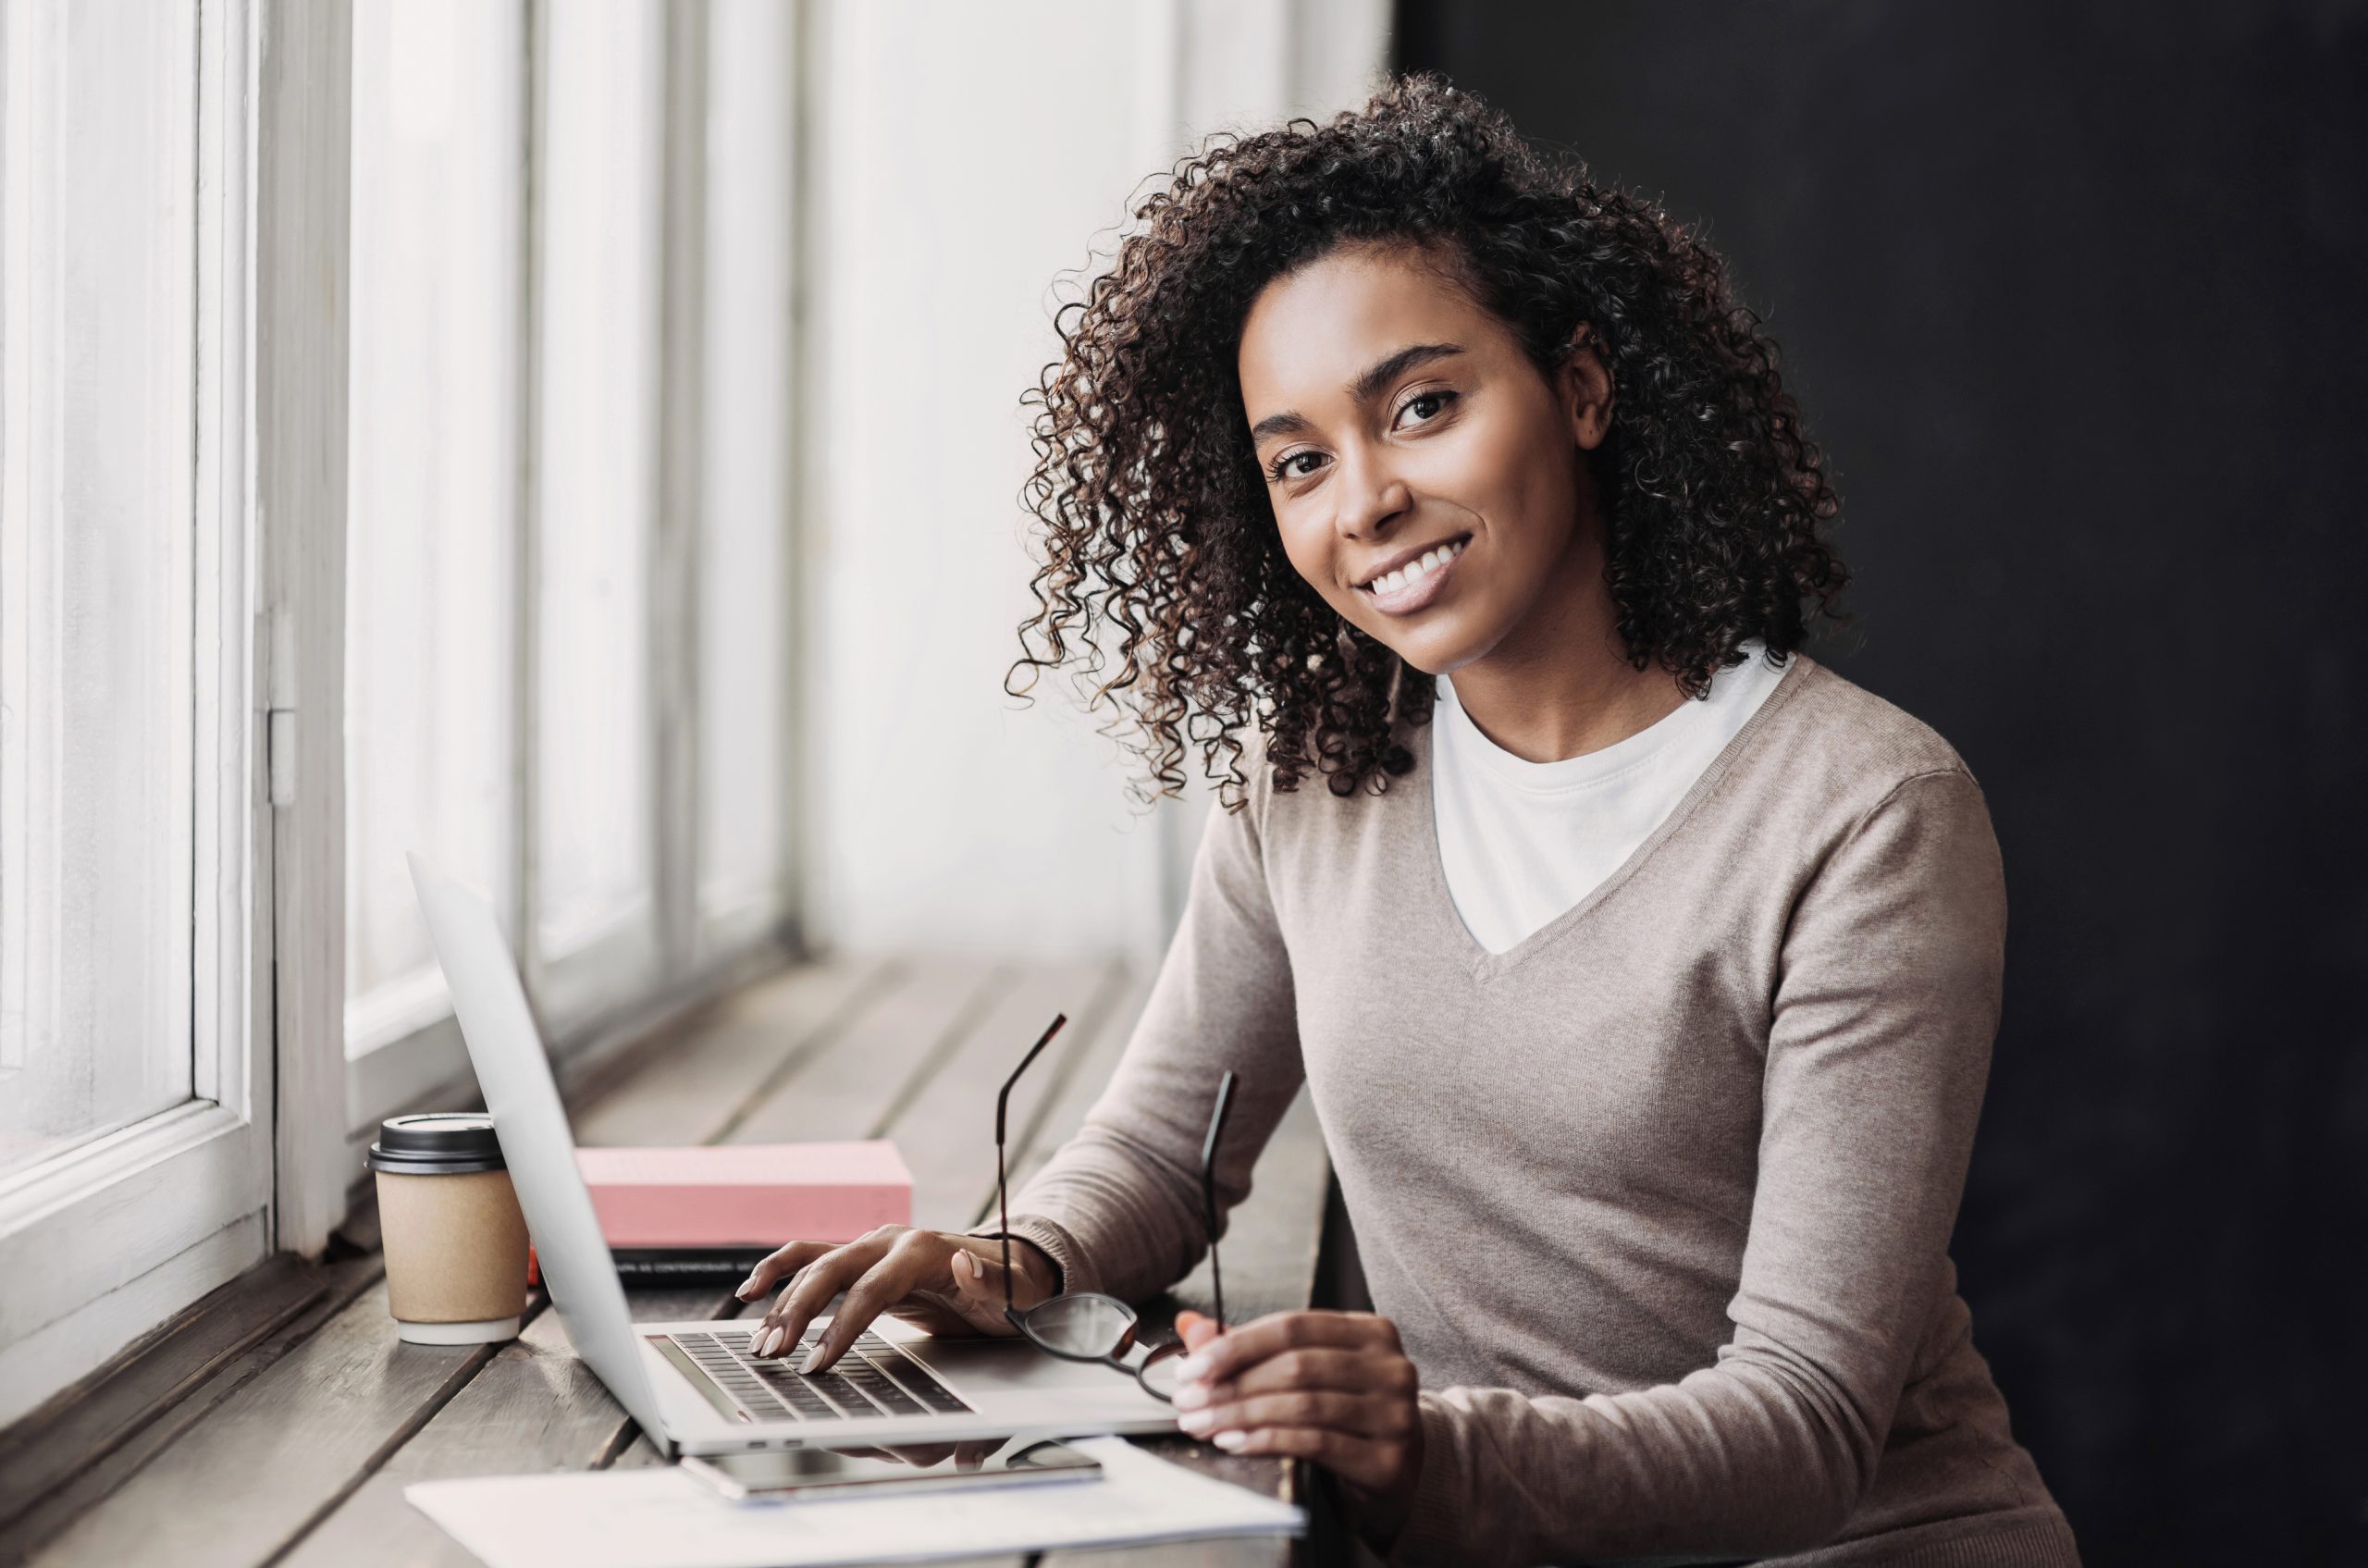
[{"left": 733, "top": 1226, "right": 1061, "bottom": 1373}]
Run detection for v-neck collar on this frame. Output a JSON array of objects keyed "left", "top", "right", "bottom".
[{"left": 1414, "top": 651, "right": 1819, "bottom": 982}]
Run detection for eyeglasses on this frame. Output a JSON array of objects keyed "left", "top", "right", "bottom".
[{"left": 993, "top": 1013, "right": 1238, "bottom": 1403}]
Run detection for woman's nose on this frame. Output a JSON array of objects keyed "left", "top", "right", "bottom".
[{"left": 1333, "top": 453, "right": 1412, "bottom": 539}]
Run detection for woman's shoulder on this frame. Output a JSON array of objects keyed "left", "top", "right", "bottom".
[{"left": 1757, "top": 652, "right": 1993, "bottom": 824}]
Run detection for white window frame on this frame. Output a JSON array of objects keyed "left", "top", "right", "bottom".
[
  {"left": 0, "top": 0, "right": 810, "bottom": 1428},
  {"left": 340, "top": 0, "right": 805, "bottom": 1149},
  {"left": 0, "top": 0, "right": 349, "bottom": 1426}
]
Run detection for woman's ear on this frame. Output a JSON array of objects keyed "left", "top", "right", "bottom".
[{"left": 1560, "top": 323, "right": 1615, "bottom": 452}]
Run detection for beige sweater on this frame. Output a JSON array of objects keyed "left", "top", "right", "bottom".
[{"left": 997, "top": 653, "right": 2079, "bottom": 1567}]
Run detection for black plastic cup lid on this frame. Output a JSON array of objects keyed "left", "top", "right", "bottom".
[{"left": 366, "top": 1112, "right": 508, "bottom": 1176}]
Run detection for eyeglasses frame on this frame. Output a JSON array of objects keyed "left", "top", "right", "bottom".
[{"left": 991, "top": 1013, "right": 1239, "bottom": 1403}]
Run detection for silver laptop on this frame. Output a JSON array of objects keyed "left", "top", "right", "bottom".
[{"left": 408, "top": 853, "right": 1179, "bottom": 1458}]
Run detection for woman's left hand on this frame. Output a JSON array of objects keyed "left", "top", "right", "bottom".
[{"left": 1169, "top": 1309, "right": 1424, "bottom": 1541}]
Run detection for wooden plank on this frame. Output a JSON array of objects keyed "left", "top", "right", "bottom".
[
  {"left": 572, "top": 956, "right": 894, "bottom": 1147},
  {"left": 277, "top": 1306, "right": 621, "bottom": 1568},
  {"left": 0, "top": 1252, "right": 381, "bottom": 1564},
  {"left": 885, "top": 958, "right": 1116, "bottom": 1230},
  {"left": 725, "top": 955, "right": 1005, "bottom": 1146},
  {"left": 0, "top": 1254, "right": 324, "bottom": 1534},
  {"left": 28, "top": 1282, "right": 498, "bottom": 1568},
  {"left": 991, "top": 968, "right": 1153, "bottom": 1213}
]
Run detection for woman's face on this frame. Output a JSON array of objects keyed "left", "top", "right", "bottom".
[{"left": 1237, "top": 241, "right": 1611, "bottom": 676}]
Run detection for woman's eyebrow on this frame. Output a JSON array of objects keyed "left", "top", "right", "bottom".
[
  {"left": 1347, "top": 341, "right": 1464, "bottom": 405},
  {"left": 1248, "top": 342, "right": 1467, "bottom": 446}
]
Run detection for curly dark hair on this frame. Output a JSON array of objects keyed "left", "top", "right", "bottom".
[{"left": 1005, "top": 72, "right": 1851, "bottom": 809}]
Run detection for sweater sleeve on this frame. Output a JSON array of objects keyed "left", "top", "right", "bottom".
[
  {"left": 1392, "top": 768, "right": 2010, "bottom": 1568},
  {"left": 977, "top": 780, "right": 1307, "bottom": 1304}
]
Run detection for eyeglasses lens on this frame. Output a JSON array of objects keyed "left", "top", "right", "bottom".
[{"left": 1017, "top": 1292, "right": 1137, "bottom": 1358}]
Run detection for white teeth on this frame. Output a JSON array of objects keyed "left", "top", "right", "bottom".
[{"left": 1366, "top": 538, "right": 1465, "bottom": 595}]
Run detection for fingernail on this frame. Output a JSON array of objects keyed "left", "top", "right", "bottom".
[
  {"left": 799, "top": 1345, "right": 824, "bottom": 1375},
  {"left": 758, "top": 1326, "right": 782, "bottom": 1357},
  {"left": 1213, "top": 1430, "right": 1246, "bottom": 1451},
  {"left": 1178, "top": 1409, "right": 1214, "bottom": 1434},
  {"left": 1171, "top": 1382, "right": 1208, "bottom": 1411},
  {"left": 1176, "top": 1355, "right": 1210, "bottom": 1382},
  {"left": 735, "top": 1274, "right": 761, "bottom": 1299}
]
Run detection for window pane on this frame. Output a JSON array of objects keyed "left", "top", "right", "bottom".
[
  {"left": 344, "top": 0, "right": 524, "bottom": 1053},
  {"left": 697, "top": 0, "right": 793, "bottom": 935},
  {"left": 0, "top": 0, "right": 199, "bottom": 1178},
  {"left": 536, "top": 0, "right": 660, "bottom": 984}
]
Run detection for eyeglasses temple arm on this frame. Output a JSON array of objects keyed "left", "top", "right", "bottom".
[
  {"left": 994, "top": 1013, "right": 1067, "bottom": 1318},
  {"left": 1201, "top": 1070, "right": 1239, "bottom": 1331}
]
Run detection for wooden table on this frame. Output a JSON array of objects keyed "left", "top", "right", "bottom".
[{"left": 0, "top": 956, "right": 1340, "bottom": 1567}]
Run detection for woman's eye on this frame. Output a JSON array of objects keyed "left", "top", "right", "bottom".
[
  {"left": 1269, "top": 450, "right": 1326, "bottom": 482},
  {"left": 1397, "top": 389, "right": 1456, "bottom": 426}
]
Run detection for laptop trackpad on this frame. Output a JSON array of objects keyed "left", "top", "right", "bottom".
[{"left": 903, "top": 1336, "right": 1167, "bottom": 1411}]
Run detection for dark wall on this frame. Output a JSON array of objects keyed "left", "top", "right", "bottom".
[{"left": 1397, "top": 4, "right": 2367, "bottom": 1563}]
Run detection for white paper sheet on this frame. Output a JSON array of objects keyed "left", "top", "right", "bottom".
[{"left": 405, "top": 1437, "right": 1304, "bottom": 1568}]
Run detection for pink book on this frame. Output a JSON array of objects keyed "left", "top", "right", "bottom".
[{"left": 573, "top": 1141, "right": 912, "bottom": 1249}]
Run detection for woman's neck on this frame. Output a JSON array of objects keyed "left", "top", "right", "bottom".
[{"left": 1439, "top": 526, "right": 1686, "bottom": 765}]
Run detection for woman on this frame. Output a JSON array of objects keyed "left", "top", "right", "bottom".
[{"left": 734, "top": 76, "right": 2078, "bottom": 1567}]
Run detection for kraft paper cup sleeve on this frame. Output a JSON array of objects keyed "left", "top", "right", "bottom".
[{"left": 376, "top": 1168, "right": 532, "bottom": 1327}]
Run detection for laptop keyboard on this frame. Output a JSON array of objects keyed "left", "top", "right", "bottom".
[{"left": 670, "top": 1327, "right": 975, "bottom": 1424}]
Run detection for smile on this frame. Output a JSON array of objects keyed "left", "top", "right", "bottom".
[{"left": 1357, "top": 536, "right": 1469, "bottom": 615}]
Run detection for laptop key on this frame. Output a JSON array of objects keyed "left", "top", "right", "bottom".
[
  {"left": 851, "top": 1335, "right": 974, "bottom": 1413},
  {"left": 877, "top": 1360, "right": 972, "bottom": 1413},
  {"left": 804, "top": 1368, "right": 883, "bottom": 1417},
  {"left": 842, "top": 1355, "right": 928, "bottom": 1416},
  {"left": 754, "top": 1366, "right": 842, "bottom": 1419}
]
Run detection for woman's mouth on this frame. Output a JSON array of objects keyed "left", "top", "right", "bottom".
[{"left": 1358, "top": 536, "right": 1470, "bottom": 616}]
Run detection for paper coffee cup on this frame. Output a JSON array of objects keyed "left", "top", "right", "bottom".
[{"left": 366, "top": 1113, "right": 530, "bottom": 1345}]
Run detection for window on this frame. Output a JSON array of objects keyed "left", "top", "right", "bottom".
[
  {"left": 0, "top": 0, "right": 199, "bottom": 1182},
  {"left": 0, "top": 0, "right": 287, "bottom": 1428},
  {"left": 343, "top": 0, "right": 524, "bottom": 1076},
  {"left": 341, "top": 0, "right": 803, "bottom": 1135},
  {"left": 0, "top": 0, "right": 804, "bottom": 1430},
  {"left": 530, "top": 0, "right": 664, "bottom": 1018},
  {"left": 697, "top": 0, "right": 797, "bottom": 948}
]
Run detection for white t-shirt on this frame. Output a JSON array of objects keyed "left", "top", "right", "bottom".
[{"left": 1430, "top": 640, "right": 1790, "bottom": 955}]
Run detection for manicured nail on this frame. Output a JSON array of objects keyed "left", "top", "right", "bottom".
[
  {"left": 1178, "top": 1409, "right": 1214, "bottom": 1434},
  {"left": 1212, "top": 1430, "right": 1246, "bottom": 1451},
  {"left": 1171, "top": 1382, "right": 1208, "bottom": 1411},
  {"left": 1176, "top": 1355, "right": 1210, "bottom": 1382},
  {"left": 735, "top": 1273, "right": 762, "bottom": 1299},
  {"left": 758, "top": 1326, "right": 783, "bottom": 1356},
  {"left": 799, "top": 1345, "right": 824, "bottom": 1375}
]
